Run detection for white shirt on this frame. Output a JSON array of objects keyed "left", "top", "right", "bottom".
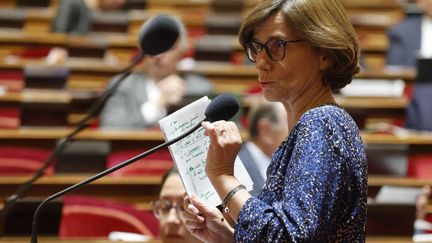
[
  {"left": 421, "top": 16, "right": 432, "bottom": 58},
  {"left": 245, "top": 141, "right": 271, "bottom": 181},
  {"left": 140, "top": 80, "right": 167, "bottom": 125}
]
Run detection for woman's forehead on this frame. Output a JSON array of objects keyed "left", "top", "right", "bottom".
[{"left": 253, "top": 12, "right": 294, "bottom": 41}]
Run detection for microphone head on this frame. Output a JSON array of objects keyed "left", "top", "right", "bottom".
[
  {"left": 205, "top": 94, "right": 240, "bottom": 122},
  {"left": 138, "top": 15, "right": 180, "bottom": 56}
]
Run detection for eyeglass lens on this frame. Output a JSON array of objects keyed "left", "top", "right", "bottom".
[
  {"left": 247, "top": 39, "right": 287, "bottom": 62},
  {"left": 153, "top": 200, "right": 185, "bottom": 219}
]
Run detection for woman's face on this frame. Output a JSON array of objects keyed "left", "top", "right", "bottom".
[
  {"left": 252, "top": 11, "right": 329, "bottom": 105},
  {"left": 158, "top": 174, "right": 201, "bottom": 243}
]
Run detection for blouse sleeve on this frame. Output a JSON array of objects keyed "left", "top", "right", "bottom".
[{"left": 234, "top": 117, "right": 351, "bottom": 242}]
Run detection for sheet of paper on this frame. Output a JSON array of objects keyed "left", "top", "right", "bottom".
[
  {"left": 374, "top": 185, "right": 422, "bottom": 205},
  {"left": 159, "top": 96, "right": 253, "bottom": 207}
]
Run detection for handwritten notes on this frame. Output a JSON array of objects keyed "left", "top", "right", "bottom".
[{"left": 159, "top": 96, "right": 253, "bottom": 206}]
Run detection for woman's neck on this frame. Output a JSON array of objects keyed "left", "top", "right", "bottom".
[{"left": 283, "top": 85, "right": 335, "bottom": 132}]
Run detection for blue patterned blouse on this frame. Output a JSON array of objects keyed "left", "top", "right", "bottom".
[{"left": 234, "top": 105, "right": 367, "bottom": 242}]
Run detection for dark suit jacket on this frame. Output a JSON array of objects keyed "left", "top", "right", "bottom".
[
  {"left": 387, "top": 14, "right": 422, "bottom": 67},
  {"left": 406, "top": 83, "right": 432, "bottom": 131},
  {"left": 238, "top": 144, "right": 267, "bottom": 197}
]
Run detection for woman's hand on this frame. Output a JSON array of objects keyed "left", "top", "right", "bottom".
[
  {"left": 183, "top": 193, "right": 234, "bottom": 243},
  {"left": 202, "top": 121, "right": 242, "bottom": 180}
]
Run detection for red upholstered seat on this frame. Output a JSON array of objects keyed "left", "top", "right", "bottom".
[
  {"left": 9, "top": 47, "right": 52, "bottom": 59},
  {"left": 107, "top": 148, "right": 172, "bottom": 177},
  {"left": 59, "top": 195, "right": 159, "bottom": 238},
  {"left": 0, "top": 107, "right": 21, "bottom": 129},
  {"left": 0, "top": 71, "right": 24, "bottom": 92},
  {"left": 406, "top": 154, "right": 432, "bottom": 178},
  {"left": 0, "top": 146, "right": 53, "bottom": 175}
]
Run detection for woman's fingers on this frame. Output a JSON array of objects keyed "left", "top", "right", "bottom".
[{"left": 183, "top": 193, "right": 205, "bottom": 223}]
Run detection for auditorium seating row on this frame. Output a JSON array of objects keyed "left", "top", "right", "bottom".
[
  {"left": 0, "top": 0, "right": 410, "bottom": 68},
  {"left": 1, "top": 127, "right": 432, "bottom": 238},
  {"left": 0, "top": 58, "right": 415, "bottom": 129}
]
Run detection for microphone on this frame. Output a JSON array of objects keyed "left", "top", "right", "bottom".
[
  {"left": 138, "top": 14, "right": 180, "bottom": 56},
  {"left": 30, "top": 94, "right": 240, "bottom": 243},
  {"left": 0, "top": 14, "right": 180, "bottom": 234},
  {"left": 205, "top": 93, "right": 239, "bottom": 122}
]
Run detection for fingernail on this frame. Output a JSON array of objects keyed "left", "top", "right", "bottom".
[{"left": 197, "top": 215, "right": 205, "bottom": 222}]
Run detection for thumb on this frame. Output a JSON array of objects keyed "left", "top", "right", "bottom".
[
  {"left": 190, "top": 194, "right": 219, "bottom": 218},
  {"left": 201, "top": 121, "right": 217, "bottom": 142}
]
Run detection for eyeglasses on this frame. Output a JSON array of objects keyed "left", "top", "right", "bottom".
[
  {"left": 245, "top": 38, "right": 304, "bottom": 63},
  {"left": 152, "top": 199, "right": 185, "bottom": 220}
]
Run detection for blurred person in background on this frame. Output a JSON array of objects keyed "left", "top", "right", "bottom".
[
  {"left": 239, "top": 99, "right": 288, "bottom": 196},
  {"left": 99, "top": 14, "right": 213, "bottom": 129},
  {"left": 52, "top": 0, "right": 126, "bottom": 35},
  {"left": 387, "top": 0, "right": 432, "bottom": 67},
  {"left": 47, "top": 0, "right": 126, "bottom": 64},
  {"left": 153, "top": 167, "right": 204, "bottom": 243}
]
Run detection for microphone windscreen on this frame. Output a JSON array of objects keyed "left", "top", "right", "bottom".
[
  {"left": 205, "top": 94, "right": 239, "bottom": 122},
  {"left": 138, "top": 15, "right": 179, "bottom": 56}
]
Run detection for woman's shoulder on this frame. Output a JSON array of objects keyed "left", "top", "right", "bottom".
[
  {"left": 301, "top": 104, "right": 351, "bottom": 123},
  {"left": 295, "top": 104, "right": 359, "bottom": 135}
]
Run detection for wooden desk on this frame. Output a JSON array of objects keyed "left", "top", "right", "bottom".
[
  {"left": 361, "top": 132, "right": 432, "bottom": 145},
  {"left": 0, "top": 237, "right": 162, "bottom": 243},
  {"left": 0, "top": 236, "right": 412, "bottom": 243},
  {"left": 0, "top": 58, "right": 417, "bottom": 92},
  {"left": 0, "top": 127, "right": 431, "bottom": 148},
  {"left": 369, "top": 176, "right": 432, "bottom": 187},
  {"left": 366, "top": 237, "right": 413, "bottom": 243},
  {"left": 0, "top": 175, "right": 162, "bottom": 204}
]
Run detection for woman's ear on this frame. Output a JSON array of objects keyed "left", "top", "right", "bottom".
[{"left": 318, "top": 50, "right": 332, "bottom": 71}]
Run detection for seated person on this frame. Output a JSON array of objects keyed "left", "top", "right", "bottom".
[
  {"left": 387, "top": 0, "right": 432, "bottom": 67},
  {"left": 52, "top": 0, "right": 126, "bottom": 35},
  {"left": 153, "top": 167, "right": 203, "bottom": 243},
  {"left": 47, "top": 0, "right": 127, "bottom": 64},
  {"left": 414, "top": 185, "right": 432, "bottom": 234},
  {"left": 239, "top": 99, "right": 288, "bottom": 196},
  {"left": 99, "top": 15, "right": 213, "bottom": 129}
]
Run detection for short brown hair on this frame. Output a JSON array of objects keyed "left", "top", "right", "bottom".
[{"left": 239, "top": 0, "right": 360, "bottom": 90}]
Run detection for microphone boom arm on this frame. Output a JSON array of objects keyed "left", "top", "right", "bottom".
[{"left": 30, "top": 119, "right": 204, "bottom": 243}]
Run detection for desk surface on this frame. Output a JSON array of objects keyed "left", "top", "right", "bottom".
[
  {"left": 0, "top": 236, "right": 413, "bottom": 243},
  {"left": 1, "top": 128, "right": 432, "bottom": 145},
  {"left": 0, "top": 237, "right": 161, "bottom": 243},
  {"left": 0, "top": 58, "right": 417, "bottom": 81}
]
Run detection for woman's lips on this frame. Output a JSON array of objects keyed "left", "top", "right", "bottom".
[{"left": 259, "top": 80, "right": 274, "bottom": 88}]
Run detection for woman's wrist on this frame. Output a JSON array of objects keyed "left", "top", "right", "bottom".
[{"left": 208, "top": 175, "right": 251, "bottom": 222}]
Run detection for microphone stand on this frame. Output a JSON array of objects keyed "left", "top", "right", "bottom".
[
  {"left": 30, "top": 120, "right": 204, "bottom": 243},
  {"left": 0, "top": 54, "right": 143, "bottom": 235}
]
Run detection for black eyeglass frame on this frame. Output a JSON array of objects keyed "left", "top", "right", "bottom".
[
  {"left": 245, "top": 38, "right": 304, "bottom": 63},
  {"left": 151, "top": 199, "right": 185, "bottom": 220}
]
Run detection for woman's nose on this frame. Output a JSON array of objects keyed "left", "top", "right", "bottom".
[{"left": 255, "top": 52, "right": 271, "bottom": 71}]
